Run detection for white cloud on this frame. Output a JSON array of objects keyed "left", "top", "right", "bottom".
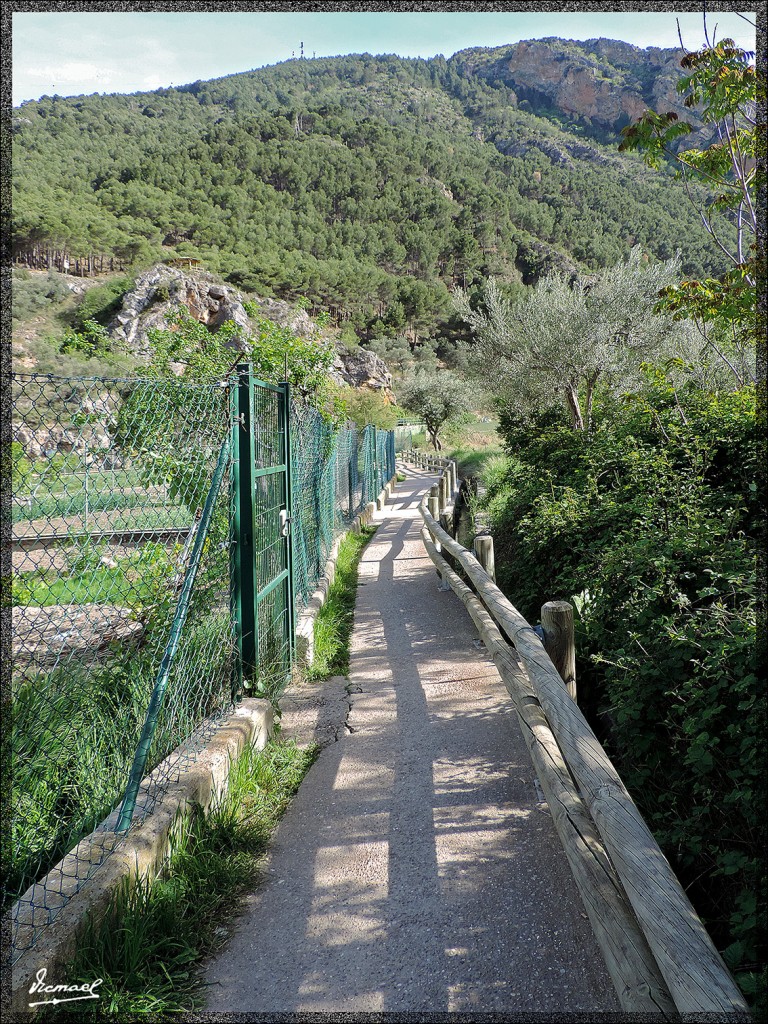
[
  {"left": 141, "top": 73, "right": 173, "bottom": 91},
  {"left": 26, "top": 61, "right": 112, "bottom": 85}
]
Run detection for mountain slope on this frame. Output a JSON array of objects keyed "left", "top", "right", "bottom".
[
  {"left": 452, "top": 37, "right": 705, "bottom": 135},
  {"left": 12, "top": 43, "right": 732, "bottom": 349}
]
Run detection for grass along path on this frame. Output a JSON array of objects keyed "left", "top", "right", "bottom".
[
  {"left": 39, "top": 525, "right": 377, "bottom": 1017},
  {"left": 42, "top": 740, "right": 317, "bottom": 1019},
  {"left": 305, "top": 524, "right": 377, "bottom": 680}
]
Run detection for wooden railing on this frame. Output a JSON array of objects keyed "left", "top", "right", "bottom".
[{"left": 400, "top": 451, "right": 749, "bottom": 1019}]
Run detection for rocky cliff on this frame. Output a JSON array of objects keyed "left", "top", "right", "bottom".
[
  {"left": 455, "top": 37, "right": 705, "bottom": 137},
  {"left": 108, "top": 263, "right": 251, "bottom": 355}
]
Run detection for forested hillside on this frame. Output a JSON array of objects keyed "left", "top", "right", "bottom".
[{"left": 12, "top": 41, "right": 733, "bottom": 353}]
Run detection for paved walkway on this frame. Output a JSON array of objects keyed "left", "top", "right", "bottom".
[{"left": 202, "top": 467, "right": 621, "bottom": 1014}]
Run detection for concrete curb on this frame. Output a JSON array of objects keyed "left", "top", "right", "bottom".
[
  {"left": 10, "top": 698, "right": 274, "bottom": 1015},
  {"left": 295, "top": 474, "right": 397, "bottom": 667}
]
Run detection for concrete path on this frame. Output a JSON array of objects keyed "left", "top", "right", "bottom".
[{"left": 202, "top": 468, "right": 621, "bottom": 1014}]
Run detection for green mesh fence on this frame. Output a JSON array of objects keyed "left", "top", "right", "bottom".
[
  {"left": 8, "top": 370, "right": 395, "bottom": 966},
  {"left": 8, "top": 372, "right": 236, "bottom": 962},
  {"left": 290, "top": 405, "right": 396, "bottom": 613}
]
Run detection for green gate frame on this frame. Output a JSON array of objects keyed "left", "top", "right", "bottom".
[{"left": 231, "top": 364, "right": 295, "bottom": 693}]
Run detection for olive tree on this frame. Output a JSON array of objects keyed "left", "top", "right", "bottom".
[
  {"left": 454, "top": 249, "right": 686, "bottom": 431},
  {"left": 398, "top": 369, "right": 473, "bottom": 451}
]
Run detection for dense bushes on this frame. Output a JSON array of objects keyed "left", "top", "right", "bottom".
[
  {"left": 482, "top": 366, "right": 764, "bottom": 1003},
  {"left": 71, "top": 275, "right": 133, "bottom": 329},
  {"left": 11, "top": 268, "right": 70, "bottom": 322}
]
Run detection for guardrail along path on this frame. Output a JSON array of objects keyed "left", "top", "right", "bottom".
[{"left": 202, "top": 466, "right": 621, "bottom": 1014}]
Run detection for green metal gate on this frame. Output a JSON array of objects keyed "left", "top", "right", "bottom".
[{"left": 231, "top": 364, "right": 295, "bottom": 695}]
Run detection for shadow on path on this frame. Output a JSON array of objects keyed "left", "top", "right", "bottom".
[{"left": 201, "top": 468, "right": 621, "bottom": 1014}]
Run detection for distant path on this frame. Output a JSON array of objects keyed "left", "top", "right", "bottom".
[{"left": 202, "top": 466, "right": 621, "bottom": 1014}]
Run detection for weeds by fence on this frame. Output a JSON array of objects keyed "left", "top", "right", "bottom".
[{"left": 8, "top": 371, "right": 395, "bottom": 966}]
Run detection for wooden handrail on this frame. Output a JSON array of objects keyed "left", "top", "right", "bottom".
[
  {"left": 420, "top": 526, "right": 677, "bottom": 1016},
  {"left": 416, "top": 468, "right": 749, "bottom": 1017}
]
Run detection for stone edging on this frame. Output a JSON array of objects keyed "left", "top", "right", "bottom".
[{"left": 9, "top": 699, "right": 274, "bottom": 1015}]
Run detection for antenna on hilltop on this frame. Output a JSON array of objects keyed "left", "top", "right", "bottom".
[{"left": 300, "top": 41, "right": 304, "bottom": 59}]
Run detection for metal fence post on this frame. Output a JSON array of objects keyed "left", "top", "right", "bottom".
[
  {"left": 348, "top": 432, "right": 355, "bottom": 516},
  {"left": 118, "top": 434, "right": 231, "bottom": 832},
  {"left": 365, "top": 424, "right": 375, "bottom": 503},
  {"left": 375, "top": 428, "right": 381, "bottom": 492},
  {"left": 282, "top": 381, "right": 296, "bottom": 668},
  {"left": 231, "top": 364, "right": 258, "bottom": 688}
]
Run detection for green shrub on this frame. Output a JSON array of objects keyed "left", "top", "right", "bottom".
[
  {"left": 71, "top": 276, "right": 133, "bottom": 329},
  {"left": 12, "top": 269, "right": 70, "bottom": 322},
  {"left": 59, "top": 319, "right": 112, "bottom": 357},
  {"left": 482, "top": 366, "right": 763, "bottom": 999},
  {"left": 344, "top": 389, "right": 399, "bottom": 429}
]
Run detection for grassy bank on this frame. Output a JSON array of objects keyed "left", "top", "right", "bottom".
[
  {"left": 306, "top": 524, "right": 377, "bottom": 680},
  {"left": 43, "top": 739, "right": 316, "bottom": 1019},
  {"left": 444, "top": 418, "right": 502, "bottom": 479}
]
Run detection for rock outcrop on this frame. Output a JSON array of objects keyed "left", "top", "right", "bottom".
[
  {"left": 329, "top": 348, "right": 394, "bottom": 400},
  {"left": 13, "top": 605, "right": 144, "bottom": 665},
  {"left": 109, "top": 263, "right": 251, "bottom": 355},
  {"left": 495, "top": 132, "right": 612, "bottom": 168},
  {"left": 455, "top": 37, "right": 709, "bottom": 140},
  {"left": 107, "top": 263, "right": 394, "bottom": 399},
  {"left": 14, "top": 420, "right": 113, "bottom": 461}
]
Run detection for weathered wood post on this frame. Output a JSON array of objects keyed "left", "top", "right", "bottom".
[
  {"left": 541, "top": 600, "right": 576, "bottom": 702},
  {"left": 439, "top": 471, "right": 451, "bottom": 511},
  {"left": 439, "top": 509, "right": 455, "bottom": 575},
  {"left": 473, "top": 533, "right": 495, "bottom": 582},
  {"left": 426, "top": 489, "right": 442, "bottom": 567},
  {"left": 450, "top": 459, "right": 458, "bottom": 496}
]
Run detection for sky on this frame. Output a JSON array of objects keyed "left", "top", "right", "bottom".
[{"left": 11, "top": 8, "right": 758, "bottom": 108}]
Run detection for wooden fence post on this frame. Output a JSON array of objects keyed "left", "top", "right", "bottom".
[
  {"left": 541, "top": 600, "right": 576, "bottom": 702},
  {"left": 427, "top": 485, "right": 440, "bottom": 522},
  {"left": 473, "top": 533, "right": 495, "bottom": 582},
  {"left": 439, "top": 472, "right": 450, "bottom": 511}
]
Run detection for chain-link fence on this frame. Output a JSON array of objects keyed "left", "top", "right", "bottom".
[
  {"left": 290, "top": 404, "right": 396, "bottom": 612},
  {"left": 8, "top": 371, "right": 396, "bottom": 966},
  {"left": 394, "top": 420, "right": 425, "bottom": 452},
  {"left": 8, "top": 372, "right": 236, "bottom": 960}
]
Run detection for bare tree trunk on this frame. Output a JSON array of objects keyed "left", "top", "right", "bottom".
[{"left": 565, "top": 384, "right": 585, "bottom": 431}]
